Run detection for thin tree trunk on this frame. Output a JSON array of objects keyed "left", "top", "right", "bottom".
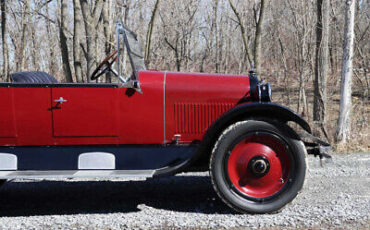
[
  {"left": 165, "top": 37, "right": 181, "bottom": 72},
  {"left": 278, "top": 36, "right": 290, "bottom": 105},
  {"left": 1, "top": 0, "right": 9, "bottom": 81},
  {"left": 59, "top": 0, "right": 73, "bottom": 82},
  {"left": 31, "top": 22, "right": 39, "bottom": 71},
  {"left": 45, "top": 4, "right": 57, "bottom": 77},
  {"left": 122, "top": 0, "right": 130, "bottom": 77},
  {"left": 297, "top": 34, "right": 309, "bottom": 118},
  {"left": 228, "top": 0, "right": 253, "bottom": 68},
  {"left": 80, "top": 0, "right": 104, "bottom": 82},
  {"left": 17, "top": 0, "right": 30, "bottom": 71},
  {"left": 103, "top": 0, "right": 113, "bottom": 83},
  {"left": 144, "top": 0, "right": 160, "bottom": 67},
  {"left": 254, "top": 0, "right": 269, "bottom": 75},
  {"left": 313, "top": 0, "right": 330, "bottom": 139},
  {"left": 336, "top": 0, "right": 356, "bottom": 143},
  {"left": 73, "top": 0, "right": 84, "bottom": 83},
  {"left": 213, "top": 0, "right": 220, "bottom": 73}
]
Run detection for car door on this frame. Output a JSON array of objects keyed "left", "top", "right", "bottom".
[
  {"left": 0, "top": 87, "right": 17, "bottom": 139},
  {"left": 51, "top": 85, "right": 119, "bottom": 138}
]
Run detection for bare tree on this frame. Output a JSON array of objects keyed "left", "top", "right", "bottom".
[
  {"left": 44, "top": 3, "right": 58, "bottom": 77},
  {"left": 200, "top": 0, "right": 219, "bottom": 73},
  {"left": 228, "top": 0, "right": 253, "bottom": 67},
  {"left": 144, "top": 0, "right": 160, "bottom": 67},
  {"left": 164, "top": 34, "right": 181, "bottom": 72},
  {"left": 80, "top": 0, "right": 104, "bottom": 82},
  {"left": 287, "top": 1, "right": 314, "bottom": 118},
  {"left": 73, "top": 0, "right": 84, "bottom": 83},
  {"left": 313, "top": 0, "right": 330, "bottom": 139},
  {"left": 336, "top": 0, "right": 356, "bottom": 143},
  {"left": 102, "top": 0, "right": 113, "bottom": 83},
  {"left": 212, "top": 0, "right": 220, "bottom": 72},
  {"left": 30, "top": 16, "right": 40, "bottom": 71},
  {"left": 254, "top": 0, "right": 269, "bottom": 75},
  {"left": 1, "top": 0, "right": 9, "bottom": 81},
  {"left": 17, "top": 0, "right": 30, "bottom": 71},
  {"left": 59, "top": 0, "right": 73, "bottom": 82},
  {"left": 228, "top": 0, "right": 269, "bottom": 75}
]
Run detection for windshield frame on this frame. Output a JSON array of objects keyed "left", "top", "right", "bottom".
[{"left": 115, "top": 23, "right": 146, "bottom": 92}]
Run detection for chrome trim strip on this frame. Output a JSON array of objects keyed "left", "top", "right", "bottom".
[{"left": 163, "top": 71, "right": 167, "bottom": 145}]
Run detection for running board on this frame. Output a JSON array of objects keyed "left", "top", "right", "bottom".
[{"left": 0, "top": 170, "right": 155, "bottom": 180}]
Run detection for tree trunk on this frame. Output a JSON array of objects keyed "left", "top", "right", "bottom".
[
  {"left": 336, "top": 0, "right": 356, "bottom": 143},
  {"left": 254, "top": 0, "right": 269, "bottom": 75},
  {"left": 17, "top": 0, "right": 30, "bottom": 71},
  {"left": 59, "top": 0, "right": 73, "bottom": 82},
  {"left": 278, "top": 36, "right": 290, "bottom": 105},
  {"left": 73, "top": 0, "right": 84, "bottom": 83},
  {"left": 144, "top": 0, "right": 160, "bottom": 68},
  {"left": 103, "top": 0, "right": 113, "bottom": 83},
  {"left": 121, "top": 0, "right": 130, "bottom": 76},
  {"left": 165, "top": 36, "right": 181, "bottom": 72},
  {"left": 45, "top": 4, "right": 57, "bottom": 77},
  {"left": 30, "top": 21, "right": 40, "bottom": 71},
  {"left": 228, "top": 0, "right": 253, "bottom": 68},
  {"left": 80, "top": 0, "right": 104, "bottom": 82},
  {"left": 1, "top": 0, "right": 9, "bottom": 82},
  {"left": 213, "top": 0, "right": 220, "bottom": 73},
  {"left": 313, "top": 0, "right": 330, "bottom": 139}
]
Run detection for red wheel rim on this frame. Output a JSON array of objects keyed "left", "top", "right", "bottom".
[{"left": 226, "top": 133, "right": 291, "bottom": 199}]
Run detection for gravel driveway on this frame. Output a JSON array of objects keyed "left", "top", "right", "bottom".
[{"left": 0, "top": 153, "right": 369, "bottom": 229}]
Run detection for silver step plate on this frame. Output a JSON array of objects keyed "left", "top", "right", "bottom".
[{"left": 0, "top": 170, "right": 155, "bottom": 180}]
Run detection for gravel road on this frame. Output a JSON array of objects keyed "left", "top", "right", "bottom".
[{"left": 0, "top": 153, "right": 369, "bottom": 229}]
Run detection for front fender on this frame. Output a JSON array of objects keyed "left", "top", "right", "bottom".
[
  {"left": 188, "top": 102, "right": 312, "bottom": 170},
  {"left": 215, "top": 102, "right": 311, "bottom": 134}
]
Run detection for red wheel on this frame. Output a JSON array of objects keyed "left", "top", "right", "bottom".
[
  {"left": 210, "top": 120, "right": 307, "bottom": 214},
  {"left": 226, "top": 133, "right": 291, "bottom": 199}
]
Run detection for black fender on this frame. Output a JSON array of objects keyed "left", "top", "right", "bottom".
[
  {"left": 217, "top": 102, "right": 311, "bottom": 133},
  {"left": 187, "top": 102, "right": 312, "bottom": 170}
]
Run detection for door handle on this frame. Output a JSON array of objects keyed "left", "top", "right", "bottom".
[{"left": 54, "top": 97, "right": 67, "bottom": 104}]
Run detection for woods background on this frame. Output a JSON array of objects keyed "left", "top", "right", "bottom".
[{"left": 0, "top": 0, "right": 369, "bottom": 151}]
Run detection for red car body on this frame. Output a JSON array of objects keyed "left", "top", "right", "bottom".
[
  {"left": 0, "top": 68, "right": 329, "bottom": 214},
  {"left": 0, "top": 71, "right": 249, "bottom": 147}
]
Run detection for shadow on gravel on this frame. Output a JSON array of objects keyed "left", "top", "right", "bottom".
[{"left": 0, "top": 176, "right": 235, "bottom": 217}]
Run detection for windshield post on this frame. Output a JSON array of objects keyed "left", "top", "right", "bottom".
[
  {"left": 115, "top": 22, "right": 126, "bottom": 87},
  {"left": 114, "top": 22, "right": 144, "bottom": 93}
]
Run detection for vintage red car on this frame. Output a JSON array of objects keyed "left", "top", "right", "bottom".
[{"left": 0, "top": 24, "right": 330, "bottom": 214}]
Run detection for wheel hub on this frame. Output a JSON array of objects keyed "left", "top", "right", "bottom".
[{"left": 248, "top": 156, "right": 270, "bottom": 177}]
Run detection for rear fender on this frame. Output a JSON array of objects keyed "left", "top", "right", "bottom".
[{"left": 189, "top": 102, "right": 312, "bottom": 169}]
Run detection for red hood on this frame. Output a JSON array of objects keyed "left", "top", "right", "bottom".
[{"left": 158, "top": 71, "right": 252, "bottom": 143}]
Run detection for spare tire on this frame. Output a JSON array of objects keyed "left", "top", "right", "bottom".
[{"left": 10, "top": 71, "right": 58, "bottom": 84}]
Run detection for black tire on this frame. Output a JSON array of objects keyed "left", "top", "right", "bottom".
[
  {"left": 210, "top": 119, "right": 307, "bottom": 214},
  {"left": 10, "top": 71, "right": 58, "bottom": 84}
]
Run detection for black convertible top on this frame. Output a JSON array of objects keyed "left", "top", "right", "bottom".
[{"left": 10, "top": 71, "right": 58, "bottom": 84}]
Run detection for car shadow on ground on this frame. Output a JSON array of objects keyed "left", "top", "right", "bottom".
[{"left": 0, "top": 176, "right": 236, "bottom": 217}]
